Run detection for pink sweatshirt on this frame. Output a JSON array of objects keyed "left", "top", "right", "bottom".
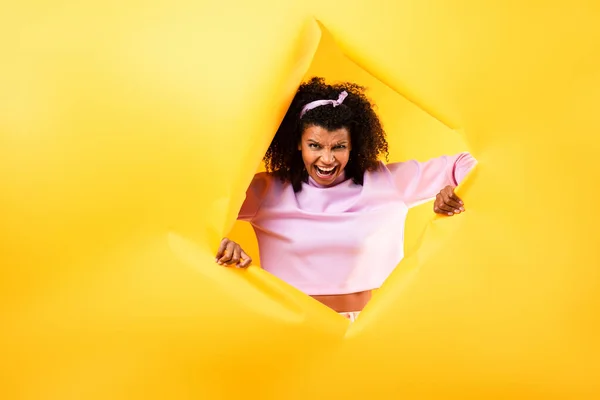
[{"left": 237, "top": 153, "right": 477, "bottom": 295}]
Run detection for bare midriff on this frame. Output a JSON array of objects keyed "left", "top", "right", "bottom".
[{"left": 310, "top": 290, "right": 372, "bottom": 313}]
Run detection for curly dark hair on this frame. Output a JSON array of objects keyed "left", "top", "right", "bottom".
[{"left": 263, "top": 77, "right": 389, "bottom": 192}]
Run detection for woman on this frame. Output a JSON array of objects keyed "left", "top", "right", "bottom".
[{"left": 215, "top": 77, "right": 477, "bottom": 321}]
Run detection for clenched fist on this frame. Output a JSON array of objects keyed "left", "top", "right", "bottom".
[
  {"left": 215, "top": 238, "right": 252, "bottom": 268},
  {"left": 434, "top": 185, "right": 465, "bottom": 216}
]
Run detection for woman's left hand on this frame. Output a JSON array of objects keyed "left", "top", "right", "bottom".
[{"left": 434, "top": 185, "right": 465, "bottom": 216}]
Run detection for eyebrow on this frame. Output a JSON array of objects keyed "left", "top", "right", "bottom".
[{"left": 307, "top": 139, "right": 348, "bottom": 145}]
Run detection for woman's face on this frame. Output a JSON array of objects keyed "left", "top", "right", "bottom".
[{"left": 298, "top": 125, "right": 352, "bottom": 187}]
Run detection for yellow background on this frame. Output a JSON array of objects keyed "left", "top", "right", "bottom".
[{"left": 1, "top": 1, "right": 599, "bottom": 399}]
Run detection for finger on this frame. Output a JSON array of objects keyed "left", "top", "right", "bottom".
[
  {"left": 434, "top": 201, "right": 455, "bottom": 215},
  {"left": 218, "top": 241, "right": 235, "bottom": 264},
  {"left": 238, "top": 251, "right": 252, "bottom": 268},
  {"left": 442, "top": 187, "right": 465, "bottom": 212},
  {"left": 444, "top": 186, "right": 463, "bottom": 205},
  {"left": 215, "top": 238, "right": 228, "bottom": 261},
  {"left": 443, "top": 197, "right": 464, "bottom": 212},
  {"left": 225, "top": 245, "right": 241, "bottom": 265}
]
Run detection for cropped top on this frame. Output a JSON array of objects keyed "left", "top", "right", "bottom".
[{"left": 237, "top": 153, "right": 477, "bottom": 295}]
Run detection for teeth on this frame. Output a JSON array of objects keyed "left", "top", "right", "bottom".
[{"left": 318, "top": 166, "right": 335, "bottom": 172}]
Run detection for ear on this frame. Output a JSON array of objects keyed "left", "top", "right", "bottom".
[{"left": 297, "top": 142, "right": 302, "bottom": 151}]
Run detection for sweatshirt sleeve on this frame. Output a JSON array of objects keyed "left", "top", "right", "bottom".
[
  {"left": 386, "top": 152, "right": 477, "bottom": 208},
  {"left": 237, "top": 172, "right": 271, "bottom": 222}
]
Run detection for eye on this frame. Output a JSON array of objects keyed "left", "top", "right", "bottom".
[
  {"left": 308, "top": 143, "right": 320, "bottom": 149},
  {"left": 334, "top": 145, "right": 347, "bottom": 150}
]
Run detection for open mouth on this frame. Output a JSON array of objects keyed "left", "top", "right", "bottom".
[{"left": 315, "top": 165, "right": 337, "bottom": 179}]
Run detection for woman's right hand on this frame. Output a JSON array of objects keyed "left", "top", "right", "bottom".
[{"left": 215, "top": 238, "right": 252, "bottom": 268}]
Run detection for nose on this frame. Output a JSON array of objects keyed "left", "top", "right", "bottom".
[{"left": 320, "top": 149, "right": 335, "bottom": 163}]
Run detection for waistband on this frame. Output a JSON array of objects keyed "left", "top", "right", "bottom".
[{"left": 339, "top": 311, "right": 360, "bottom": 322}]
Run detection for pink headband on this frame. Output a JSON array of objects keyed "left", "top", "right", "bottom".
[{"left": 299, "top": 91, "right": 348, "bottom": 119}]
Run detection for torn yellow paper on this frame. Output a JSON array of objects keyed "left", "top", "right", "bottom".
[{"left": 1, "top": 1, "right": 599, "bottom": 399}]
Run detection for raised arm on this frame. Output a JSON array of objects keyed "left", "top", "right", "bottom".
[
  {"left": 215, "top": 173, "right": 271, "bottom": 268},
  {"left": 387, "top": 152, "right": 477, "bottom": 208}
]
